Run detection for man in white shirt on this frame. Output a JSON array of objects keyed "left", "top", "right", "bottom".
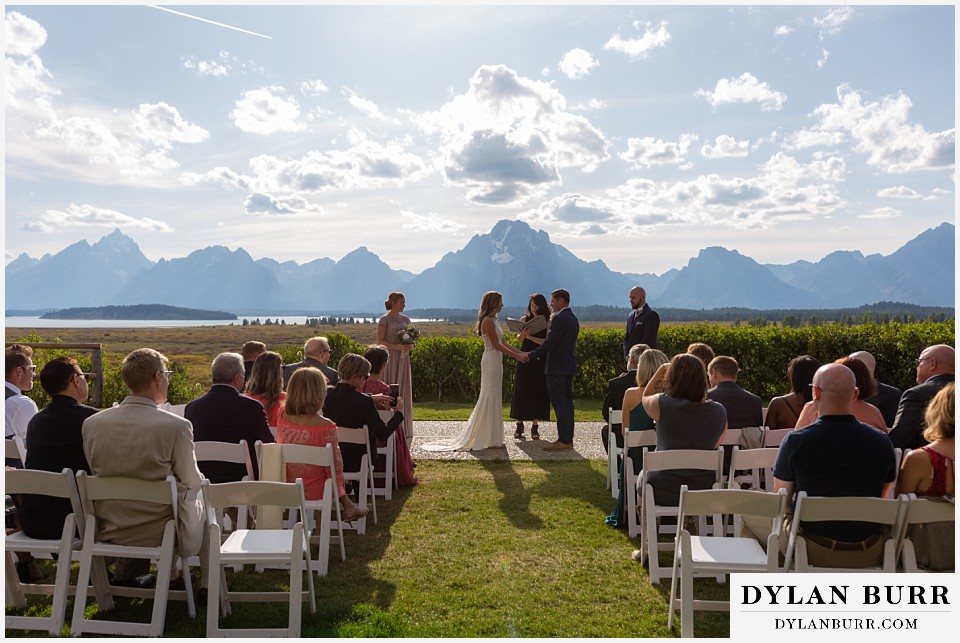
[{"left": 5, "top": 344, "right": 38, "bottom": 444}]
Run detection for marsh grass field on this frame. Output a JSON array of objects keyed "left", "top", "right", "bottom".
[{"left": 5, "top": 321, "right": 627, "bottom": 391}]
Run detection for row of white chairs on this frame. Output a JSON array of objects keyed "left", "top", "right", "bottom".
[
  {"left": 5, "top": 464, "right": 328, "bottom": 637},
  {"left": 667, "top": 484, "right": 954, "bottom": 637}
]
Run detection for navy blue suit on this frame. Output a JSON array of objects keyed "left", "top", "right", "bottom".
[
  {"left": 624, "top": 303, "right": 660, "bottom": 357},
  {"left": 528, "top": 306, "right": 580, "bottom": 444},
  {"left": 185, "top": 384, "right": 275, "bottom": 482}
]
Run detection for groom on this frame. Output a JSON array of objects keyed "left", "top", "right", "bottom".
[{"left": 523, "top": 288, "right": 580, "bottom": 451}]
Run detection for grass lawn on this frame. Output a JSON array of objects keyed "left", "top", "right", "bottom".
[
  {"left": 6, "top": 459, "right": 730, "bottom": 638},
  {"left": 414, "top": 399, "right": 603, "bottom": 422}
]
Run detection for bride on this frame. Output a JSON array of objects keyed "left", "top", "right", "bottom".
[{"left": 423, "top": 291, "right": 526, "bottom": 451}]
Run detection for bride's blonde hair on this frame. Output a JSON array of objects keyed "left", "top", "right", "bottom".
[{"left": 476, "top": 291, "right": 503, "bottom": 335}]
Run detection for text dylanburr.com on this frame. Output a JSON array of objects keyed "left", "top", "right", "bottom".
[{"left": 730, "top": 574, "right": 957, "bottom": 639}]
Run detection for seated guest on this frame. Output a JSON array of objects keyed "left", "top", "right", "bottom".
[
  {"left": 277, "top": 367, "right": 368, "bottom": 522},
  {"left": 20, "top": 357, "right": 97, "bottom": 540},
  {"left": 895, "top": 382, "right": 954, "bottom": 571},
  {"left": 323, "top": 353, "right": 404, "bottom": 478},
  {"left": 896, "top": 382, "right": 954, "bottom": 497},
  {"left": 6, "top": 344, "right": 38, "bottom": 448},
  {"left": 284, "top": 336, "right": 340, "bottom": 387},
  {"left": 601, "top": 343, "right": 649, "bottom": 453},
  {"left": 706, "top": 356, "right": 763, "bottom": 428},
  {"left": 244, "top": 351, "right": 286, "bottom": 427},
  {"left": 770, "top": 363, "right": 897, "bottom": 568},
  {"left": 795, "top": 356, "right": 886, "bottom": 432},
  {"left": 889, "top": 344, "right": 955, "bottom": 450},
  {"left": 82, "top": 348, "right": 205, "bottom": 587},
  {"left": 611, "top": 348, "right": 668, "bottom": 531},
  {"left": 241, "top": 341, "right": 266, "bottom": 385},
  {"left": 686, "top": 342, "right": 715, "bottom": 370},
  {"left": 640, "top": 353, "right": 727, "bottom": 506},
  {"left": 186, "top": 352, "right": 275, "bottom": 482},
  {"left": 360, "top": 344, "right": 417, "bottom": 487},
  {"left": 850, "top": 350, "right": 902, "bottom": 428},
  {"left": 765, "top": 355, "right": 820, "bottom": 429}
]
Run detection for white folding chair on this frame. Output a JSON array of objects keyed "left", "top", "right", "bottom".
[
  {"left": 762, "top": 427, "right": 792, "bottom": 447},
  {"left": 70, "top": 472, "right": 196, "bottom": 637},
  {"left": 622, "top": 429, "right": 657, "bottom": 538},
  {"left": 761, "top": 406, "right": 768, "bottom": 425},
  {"left": 783, "top": 492, "right": 907, "bottom": 573},
  {"left": 166, "top": 403, "right": 187, "bottom": 417},
  {"left": 718, "top": 428, "right": 743, "bottom": 446},
  {"left": 374, "top": 410, "right": 398, "bottom": 500},
  {"left": 726, "top": 446, "right": 779, "bottom": 491},
  {"left": 338, "top": 425, "right": 377, "bottom": 531},
  {"left": 202, "top": 478, "right": 317, "bottom": 637},
  {"left": 668, "top": 485, "right": 787, "bottom": 638},
  {"left": 606, "top": 408, "right": 623, "bottom": 497},
  {"left": 257, "top": 442, "right": 346, "bottom": 576},
  {"left": 638, "top": 447, "right": 724, "bottom": 584},
  {"left": 5, "top": 436, "right": 27, "bottom": 464},
  {"left": 897, "top": 494, "right": 955, "bottom": 572},
  {"left": 193, "top": 439, "right": 255, "bottom": 569},
  {"left": 882, "top": 448, "right": 903, "bottom": 499},
  {"left": 5, "top": 468, "right": 89, "bottom": 636}
]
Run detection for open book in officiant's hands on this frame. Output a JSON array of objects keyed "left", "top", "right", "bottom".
[{"left": 505, "top": 315, "right": 547, "bottom": 334}]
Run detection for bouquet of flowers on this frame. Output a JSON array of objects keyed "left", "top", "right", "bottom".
[{"left": 397, "top": 324, "right": 420, "bottom": 345}]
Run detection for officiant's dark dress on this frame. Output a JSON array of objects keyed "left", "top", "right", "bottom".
[{"left": 510, "top": 325, "right": 550, "bottom": 421}]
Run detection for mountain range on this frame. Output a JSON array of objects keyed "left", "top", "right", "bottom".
[{"left": 5, "top": 220, "right": 955, "bottom": 312}]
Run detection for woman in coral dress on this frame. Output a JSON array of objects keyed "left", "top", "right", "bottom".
[
  {"left": 377, "top": 292, "right": 415, "bottom": 444},
  {"left": 276, "top": 367, "right": 367, "bottom": 522},
  {"left": 360, "top": 344, "right": 418, "bottom": 486}
]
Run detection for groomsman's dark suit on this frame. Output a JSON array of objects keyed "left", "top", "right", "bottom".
[
  {"left": 889, "top": 373, "right": 954, "bottom": 450},
  {"left": 624, "top": 303, "right": 659, "bottom": 357},
  {"left": 186, "top": 384, "right": 275, "bottom": 482},
  {"left": 323, "top": 383, "right": 403, "bottom": 474},
  {"left": 529, "top": 303, "right": 580, "bottom": 446},
  {"left": 602, "top": 369, "right": 636, "bottom": 451}
]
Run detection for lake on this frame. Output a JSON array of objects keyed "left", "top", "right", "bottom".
[{"left": 4, "top": 315, "right": 433, "bottom": 329}]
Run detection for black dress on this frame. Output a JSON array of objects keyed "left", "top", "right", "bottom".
[{"left": 509, "top": 326, "right": 550, "bottom": 421}]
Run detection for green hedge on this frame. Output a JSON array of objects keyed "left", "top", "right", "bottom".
[{"left": 376, "top": 321, "right": 953, "bottom": 403}]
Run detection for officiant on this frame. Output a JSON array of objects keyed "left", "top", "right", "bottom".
[{"left": 509, "top": 294, "right": 551, "bottom": 440}]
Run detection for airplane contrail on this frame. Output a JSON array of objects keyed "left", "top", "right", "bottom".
[{"left": 149, "top": 5, "right": 272, "bottom": 40}]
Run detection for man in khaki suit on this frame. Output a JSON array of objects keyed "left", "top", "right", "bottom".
[{"left": 82, "top": 348, "right": 204, "bottom": 586}]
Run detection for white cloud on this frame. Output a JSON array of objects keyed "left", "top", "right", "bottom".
[
  {"left": 859, "top": 206, "right": 902, "bottom": 219},
  {"left": 413, "top": 64, "right": 609, "bottom": 205},
  {"left": 131, "top": 102, "right": 209, "bottom": 148},
  {"left": 817, "top": 49, "right": 830, "bottom": 69},
  {"left": 814, "top": 6, "right": 854, "bottom": 39},
  {"left": 806, "top": 84, "right": 955, "bottom": 173},
  {"left": 877, "top": 186, "right": 921, "bottom": 199},
  {"left": 620, "top": 134, "right": 697, "bottom": 168},
  {"left": 774, "top": 25, "right": 794, "bottom": 36},
  {"left": 244, "top": 192, "right": 322, "bottom": 215},
  {"left": 400, "top": 211, "right": 465, "bottom": 233},
  {"left": 231, "top": 86, "right": 304, "bottom": 135},
  {"left": 342, "top": 87, "right": 392, "bottom": 121},
  {"left": 604, "top": 20, "right": 671, "bottom": 60},
  {"left": 5, "top": 10, "right": 47, "bottom": 56},
  {"left": 22, "top": 203, "right": 173, "bottom": 233},
  {"left": 300, "top": 79, "right": 329, "bottom": 95},
  {"left": 696, "top": 72, "right": 786, "bottom": 111},
  {"left": 783, "top": 128, "right": 846, "bottom": 150},
  {"left": 701, "top": 135, "right": 749, "bottom": 159},
  {"left": 4, "top": 11, "right": 58, "bottom": 120},
  {"left": 520, "top": 192, "right": 670, "bottom": 236},
  {"left": 558, "top": 48, "right": 598, "bottom": 79},
  {"left": 183, "top": 57, "right": 229, "bottom": 77},
  {"left": 184, "top": 128, "right": 428, "bottom": 194},
  {"left": 571, "top": 98, "right": 607, "bottom": 112}
]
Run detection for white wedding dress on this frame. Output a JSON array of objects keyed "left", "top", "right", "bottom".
[{"left": 423, "top": 320, "right": 504, "bottom": 451}]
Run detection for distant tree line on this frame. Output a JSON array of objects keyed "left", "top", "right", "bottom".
[
  {"left": 407, "top": 302, "right": 954, "bottom": 325},
  {"left": 41, "top": 303, "right": 236, "bottom": 320}
]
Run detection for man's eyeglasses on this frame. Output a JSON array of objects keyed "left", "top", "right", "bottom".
[
  {"left": 20, "top": 364, "right": 36, "bottom": 373},
  {"left": 75, "top": 372, "right": 94, "bottom": 382},
  {"left": 157, "top": 370, "right": 174, "bottom": 377},
  {"left": 915, "top": 357, "right": 933, "bottom": 366}
]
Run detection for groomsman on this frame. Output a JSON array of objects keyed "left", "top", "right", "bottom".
[{"left": 524, "top": 289, "right": 580, "bottom": 451}]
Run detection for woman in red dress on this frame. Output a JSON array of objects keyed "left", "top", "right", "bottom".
[
  {"left": 360, "top": 344, "right": 418, "bottom": 486},
  {"left": 276, "top": 367, "right": 368, "bottom": 522}
]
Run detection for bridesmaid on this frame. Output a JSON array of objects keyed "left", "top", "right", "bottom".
[{"left": 377, "top": 292, "right": 415, "bottom": 445}]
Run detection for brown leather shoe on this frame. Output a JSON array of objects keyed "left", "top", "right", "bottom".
[{"left": 543, "top": 440, "right": 573, "bottom": 451}]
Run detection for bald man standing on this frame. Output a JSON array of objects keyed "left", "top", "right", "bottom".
[
  {"left": 772, "top": 363, "right": 896, "bottom": 568},
  {"left": 889, "top": 344, "right": 955, "bottom": 450},
  {"left": 623, "top": 286, "right": 659, "bottom": 357}
]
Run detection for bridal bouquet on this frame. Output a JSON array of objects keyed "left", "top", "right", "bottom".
[{"left": 397, "top": 324, "right": 420, "bottom": 345}]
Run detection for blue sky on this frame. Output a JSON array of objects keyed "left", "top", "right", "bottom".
[{"left": 4, "top": 3, "right": 955, "bottom": 276}]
